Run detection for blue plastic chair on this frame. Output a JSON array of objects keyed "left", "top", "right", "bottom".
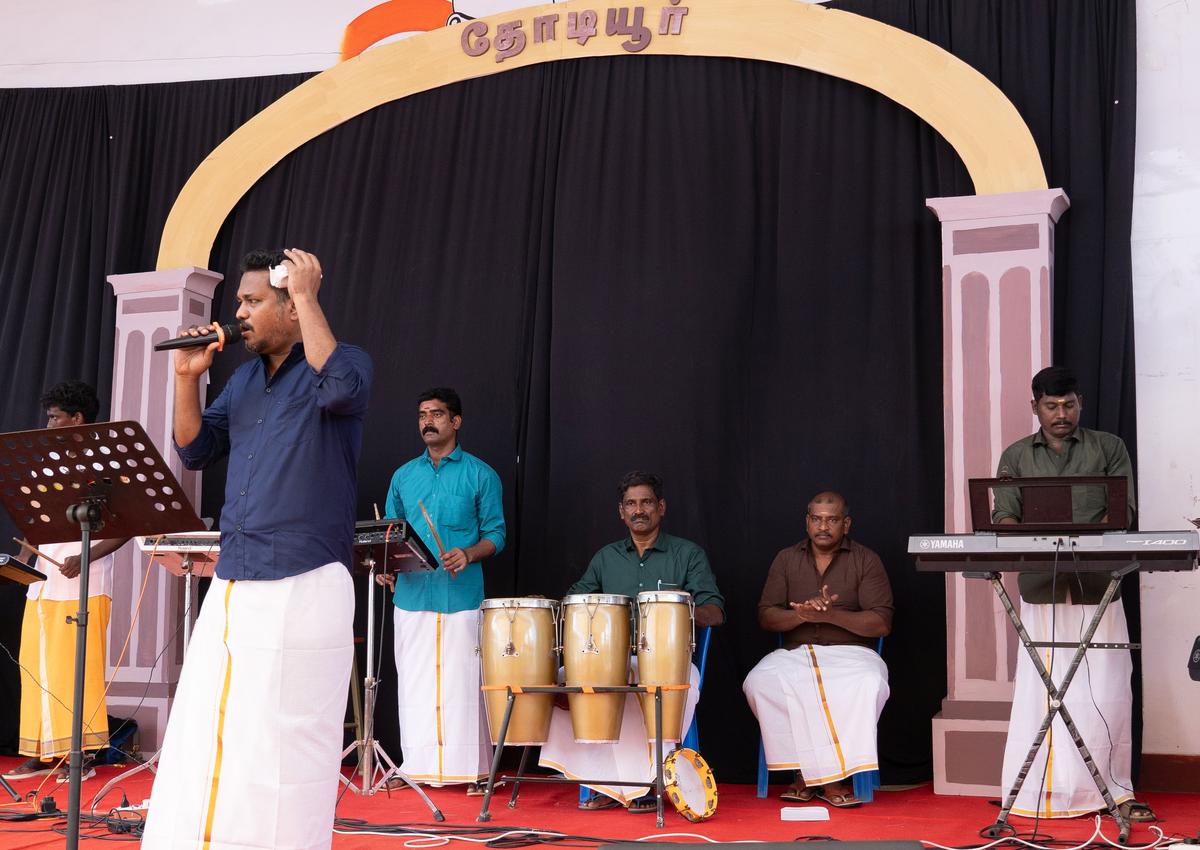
[
  {"left": 580, "top": 626, "right": 713, "bottom": 804},
  {"left": 754, "top": 636, "right": 884, "bottom": 802}
]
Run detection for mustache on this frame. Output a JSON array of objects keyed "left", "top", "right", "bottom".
[
  {"left": 631, "top": 514, "right": 649, "bottom": 522},
  {"left": 422, "top": 426, "right": 438, "bottom": 435}
]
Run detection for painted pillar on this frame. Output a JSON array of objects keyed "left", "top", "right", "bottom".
[
  {"left": 927, "top": 189, "right": 1069, "bottom": 796},
  {"left": 106, "top": 267, "right": 222, "bottom": 750}
]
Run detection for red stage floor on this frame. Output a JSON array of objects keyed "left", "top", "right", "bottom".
[{"left": 1, "top": 756, "right": 1196, "bottom": 849}]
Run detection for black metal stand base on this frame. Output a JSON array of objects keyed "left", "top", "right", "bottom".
[
  {"left": 971, "top": 563, "right": 1139, "bottom": 845},
  {"left": 477, "top": 684, "right": 684, "bottom": 828}
]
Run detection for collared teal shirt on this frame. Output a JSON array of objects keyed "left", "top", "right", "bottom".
[
  {"left": 568, "top": 532, "right": 724, "bottom": 612},
  {"left": 385, "top": 444, "right": 506, "bottom": 614}
]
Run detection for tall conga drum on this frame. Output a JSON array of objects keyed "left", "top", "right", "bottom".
[
  {"left": 561, "top": 594, "right": 632, "bottom": 742},
  {"left": 635, "top": 590, "right": 694, "bottom": 743},
  {"left": 480, "top": 598, "right": 558, "bottom": 745}
]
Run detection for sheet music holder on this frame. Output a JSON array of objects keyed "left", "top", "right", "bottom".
[
  {"left": 353, "top": 519, "right": 436, "bottom": 574},
  {"left": 0, "top": 552, "right": 46, "bottom": 585},
  {"left": 341, "top": 517, "right": 443, "bottom": 819},
  {"left": 969, "top": 475, "right": 1129, "bottom": 534},
  {"left": 0, "top": 421, "right": 203, "bottom": 850}
]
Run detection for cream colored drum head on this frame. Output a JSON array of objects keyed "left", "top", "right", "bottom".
[
  {"left": 636, "top": 590, "right": 692, "bottom": 605},
  {"left": 562, "top": 593, "right": 632, "bottom": 606},
  {"left": 663, "top": 747, "right": 718, "bottom": 822}
]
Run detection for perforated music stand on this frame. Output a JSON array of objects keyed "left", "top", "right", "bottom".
[{"left": 0, "top": 421, "right": 203, "bottom": 850}]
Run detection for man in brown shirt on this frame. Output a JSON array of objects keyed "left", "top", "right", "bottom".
[{"left": 743, "top": 491, "right": 893, "bottom": 807}]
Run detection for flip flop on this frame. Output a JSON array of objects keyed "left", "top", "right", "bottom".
[
  {"left": 1118, "top": 800, "right": 1157, "bottom": 823},
  {"left": 627, "top": 795, "right": 658, "bottom": 814},
  {"left": 466, "top": 780, "right": 504, "bottom": 796},
  {"left": 817, "top": 791, "right": 863, "bottom": 808},
  {"left": 780, "top": 785, "right": 818, "bottom": 802},
  {"left": 578, "top": 793, "right": 622, "bottom": 811}
]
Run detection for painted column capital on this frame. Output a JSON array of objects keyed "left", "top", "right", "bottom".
[
  {"left": 105, "top": 265, "right": 223, "bottom": 749},
  {"left": 930, "top": 188, "right": 1068, "bottom": 796}
]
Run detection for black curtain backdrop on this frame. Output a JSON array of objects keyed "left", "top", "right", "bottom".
[{"left": 0, "top": 0, "right": 1136, "bottom": 785}]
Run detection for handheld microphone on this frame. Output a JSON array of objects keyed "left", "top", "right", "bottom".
[{"left": 153, "top": 322, "right": 243, "bottom": 352}]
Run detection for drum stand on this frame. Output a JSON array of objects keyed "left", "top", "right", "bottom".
[
  {"left": 339, "top": 554, "right": 444, "bottom": 821},
  {"left": 476, "top": 683, "right": 688, "bottom": 829}
]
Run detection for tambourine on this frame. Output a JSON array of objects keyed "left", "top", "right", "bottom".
[{"left": 663, "top": 747, "right": 717, "bottom": 822}]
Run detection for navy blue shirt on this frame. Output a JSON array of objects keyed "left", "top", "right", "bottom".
[{"left": 175, "top": 342, "right": 373, "bottom": 580}]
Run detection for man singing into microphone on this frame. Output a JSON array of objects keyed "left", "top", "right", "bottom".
[{"left": 141, "top": 249, "right": 372, "bottom": 850}]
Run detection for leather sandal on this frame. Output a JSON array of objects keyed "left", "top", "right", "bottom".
[
  {"left": 579, "top": 793, "right": 621, "bottom": 811},
  {"left": 817, "top": 790, "right": 863, "bottom": 808},
  {"left": 1118, "top": 800, "right": 1157, "bottom": 823},
  {"left": 781, "top": 784, "right": 818, "bottom": 802},
  {"left": 627, "top": 795, "right": 658, "bottom": 814}
]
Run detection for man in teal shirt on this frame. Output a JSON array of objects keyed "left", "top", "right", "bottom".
[
  {"left": 381, "top": 387, "right": 505, "bottom": 792},
  {"left": 539, "top": 471, "right": 724, "bottom": 812}
]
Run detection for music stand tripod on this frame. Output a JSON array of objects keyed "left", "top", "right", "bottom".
[
  {"left": 0, "top": 552, "right": 47, "bottom": 802},
  {"left": 340, "top": 520, "right": 443, "bottom": 820},
  {"left": 0, "top": 421, "right": 205, "bottom": 850}
]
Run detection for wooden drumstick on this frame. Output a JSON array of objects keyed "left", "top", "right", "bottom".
[
  {"left": 373, "top": 503, "right": 381, "bottom": 521},
  {"left": 417, "top": 500, "right": 456, "bottom": 580},
  {"left": 12, "top": 537, "right": 64, "bottom": 569}
]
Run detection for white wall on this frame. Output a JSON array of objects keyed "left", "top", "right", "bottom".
[
  {"left": 1132, "top": 0, "right": 1200, "bottom": 757},
  {"left": 1, "top": 0, "right": 390, "bottom": 87}
]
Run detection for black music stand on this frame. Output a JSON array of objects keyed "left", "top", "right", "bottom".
[
  {"left": 971, "top": 475, "right": 1128, "bottom": 534},
  {"left": 0, "top": 421, "right": 203, "bottom": 850},
  {"left": 966, "top": 476, "right": 1136, "bottom": 842},
  {"left": 340, "top": 520, "right": 443, "bottom": 819}
]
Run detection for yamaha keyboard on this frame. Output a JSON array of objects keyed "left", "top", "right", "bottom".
[{"left": 909, "top": 530, "right": 1199, "bottom": 572}]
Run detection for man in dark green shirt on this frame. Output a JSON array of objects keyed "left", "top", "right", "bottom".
[
  {"left": 567, "top": 472, "right": 724, "bottom": 626},
  {"left": 992, "top": 366, "right": 1150, "bottom": 822},
  {"left": 540, "top": 471, "right": 724, "bottom": 812}
]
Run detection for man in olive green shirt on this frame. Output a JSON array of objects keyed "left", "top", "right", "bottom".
[
  {"left": 993, "top": 367, "right": 1149, "bottom": 822},
  {"left": 539, "top": 471, "right": 724, "bottom": 812}
]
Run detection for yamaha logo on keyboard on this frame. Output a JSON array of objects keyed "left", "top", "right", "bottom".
[{"left": 920, "top": 538, "right": 965, "bottom": 550}]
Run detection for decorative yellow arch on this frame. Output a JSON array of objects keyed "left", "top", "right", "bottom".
[{"left": 156, "top": 0, "right": 1047, "bottom": 269}]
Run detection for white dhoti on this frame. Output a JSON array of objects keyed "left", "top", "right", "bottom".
[
  {"left": 538, "top": 661, "right": 700, "bottom": 804},
  {"left": 142, "top": 562, "right": 354, "bottom": 850},
  {"left": 393, "top": 608, "right": 490, "bottom": 784},
  {"left": 1002, "top": 600, "right": 1133, "bottom": 818},
  {"left": 743, "top": 644, "right": 888, "bottom": 785}
]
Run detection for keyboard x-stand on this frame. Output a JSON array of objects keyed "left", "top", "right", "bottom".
[{"left": 911, "top": 529, "right": 1198, "bottom": 843}]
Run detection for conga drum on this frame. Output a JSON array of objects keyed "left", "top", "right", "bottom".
[
  {"left": 479, "top": 598, "right": 559, "bottom": 745},
  {"left": 635, "top": 590, "right": 694, "bottom": 743},
  {"left": 561, "top": 594, "right": 632, "bottom": 742}
]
